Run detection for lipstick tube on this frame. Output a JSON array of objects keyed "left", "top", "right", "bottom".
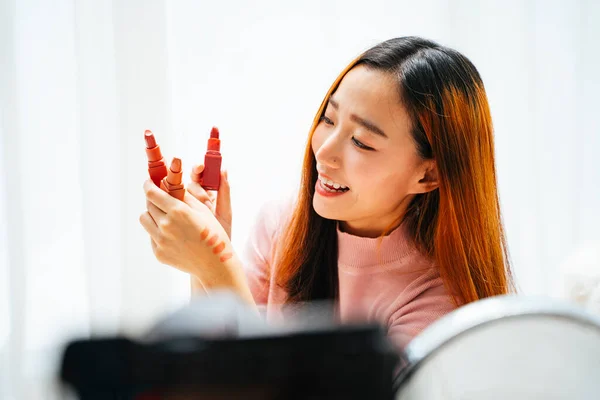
[
  {"left": 201, "top": 127, "right": 222, "bottom": 191},
  {"left": 160, "top": 157, "right": 185, "bottom": 200},
  {"left": 145, "top": 130, "right": 168, "bottom": 187}
]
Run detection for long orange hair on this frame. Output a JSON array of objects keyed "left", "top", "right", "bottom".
[{"left": 276, "top": 37, "right": 514, "bottom": 306}]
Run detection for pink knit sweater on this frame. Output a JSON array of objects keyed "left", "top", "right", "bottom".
[{"left": 242, "top": 198, "right": 456, "bottom": 348}]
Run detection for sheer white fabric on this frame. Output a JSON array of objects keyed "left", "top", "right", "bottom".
[{"left": 1, "top": 0, "right": 599, "bottom": 398}]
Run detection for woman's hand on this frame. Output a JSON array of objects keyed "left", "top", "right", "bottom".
[
  {"left": 187, "top": 165, "right": 232, "bottom": 239},
  {"left": 139, "top": 179, "right": 243, "bottom": 292}
]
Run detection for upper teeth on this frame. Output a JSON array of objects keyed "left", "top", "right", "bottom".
[{"left": 319, "top": 176, "right": 348, "bottom": 189}]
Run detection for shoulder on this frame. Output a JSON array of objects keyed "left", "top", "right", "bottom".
[
  {"left": 400, "top": 264, "right": 451, "bottom": 308},
  {"left": 242, "top": 192, "right": 296, "bottom": 269},
  {"left": 250, "top": 193, "right": 296, "bottom": 242},
  {"left": 386, "top": 264, "right": 456, "bottom": 348},
  {"left": 242, "top": 193, "right": 297, "bottom": 305}
]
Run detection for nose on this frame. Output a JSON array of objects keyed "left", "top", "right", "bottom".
[{"left": 314, "top": 132, "right": 342, "bottom": 170}]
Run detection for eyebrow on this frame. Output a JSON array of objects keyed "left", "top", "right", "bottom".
[{"left": 328, "top": 97, "right": 388, "bottom": 139}]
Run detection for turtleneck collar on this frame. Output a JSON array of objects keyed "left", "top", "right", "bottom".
[{"left": 336, "top": 221, "right": 417, "bottom": 268}]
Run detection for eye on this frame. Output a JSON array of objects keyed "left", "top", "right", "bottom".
[
  {"left": 319, "top": 115, "right": 334, "bottom": 125},
  {"left": 352, "top": 136, "right": 374, "bottom": 151}
]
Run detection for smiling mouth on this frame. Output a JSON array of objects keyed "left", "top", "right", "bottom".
[{"left": 318, "top": 176, "right": 350, "bottom": 193}]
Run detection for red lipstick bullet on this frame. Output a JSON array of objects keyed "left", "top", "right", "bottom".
[
  {"left": 144, "top": 130, "right": 168, "bottom": 187},
  {"left": 201, "top": 127, "right": 222, "bottom": 191}
]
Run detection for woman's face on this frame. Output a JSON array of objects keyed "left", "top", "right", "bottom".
[{"left": 311, "top": 65, "right": 435, "bottom": 237}]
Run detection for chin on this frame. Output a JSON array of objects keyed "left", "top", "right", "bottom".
[{"left": 312, "top": 197, "right": 344, "bottom": 221}]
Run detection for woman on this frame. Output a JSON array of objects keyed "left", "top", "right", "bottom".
[{"left": 140, "top": 36, "right": 514, "bottom": 348}]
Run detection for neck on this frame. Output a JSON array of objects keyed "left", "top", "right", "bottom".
[{"left": 338, "top": 195, "right": 413, "bottom": 238}]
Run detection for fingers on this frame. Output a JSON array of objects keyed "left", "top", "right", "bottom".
[
  {"left": 139, "top": 211, "right": 159, "bottom": 238},
  {"left": 207, "top": 190, "right": 217, "bottom": 203},
  {"left": 144, "top": 179, "right": 179, "bottom": 213},
  {"left": 183, "top": 188, "right": 211, "bottom": 212},
  {"left": 216, "top": 170, "right": 232, "bottom": 220},
  {"left": 187, "top": 181, "right": 210, "bottom": 202},
  {"left": 190, "top": 164, "right": 205, "bottom": 183},
  {"left": 146, "top": 200, "right": 166, "bottom": 225},
  {"left": 187, "top": 181, "right": 214, "bottom": 210}
]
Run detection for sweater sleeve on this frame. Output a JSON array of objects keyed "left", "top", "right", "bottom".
[{"left": 241, "top": 197, "right": 294, "bottom": 305}]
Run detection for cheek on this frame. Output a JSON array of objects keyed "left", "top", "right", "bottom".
[
  {"left": 311, "top": 126, "right": 325, "bottom": 154},
  {"left": 348, "top": 158, "right": 378, "bottom": 188},
  {"left": 352, "top": 158, "right": 412, "bottom": 199}
]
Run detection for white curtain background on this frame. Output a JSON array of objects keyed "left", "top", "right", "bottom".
[{"left": 1, "top": 0, "right": 599, "bottom": 397}]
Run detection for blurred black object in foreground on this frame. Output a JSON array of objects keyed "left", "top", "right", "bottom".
[{"left": 59, "top": 292, "right": 399, "bottom": 399}]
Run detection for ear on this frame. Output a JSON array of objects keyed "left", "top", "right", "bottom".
[{"left": 412, "top": 160, "right": 439, "bottom": 194}]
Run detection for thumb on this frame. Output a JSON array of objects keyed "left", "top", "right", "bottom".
[
  {"left": 191, "top": 164, "right": 205, "bottom": 184},
  {"left": 215, "top": 170, "right": 232, "bottom": 221}
]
